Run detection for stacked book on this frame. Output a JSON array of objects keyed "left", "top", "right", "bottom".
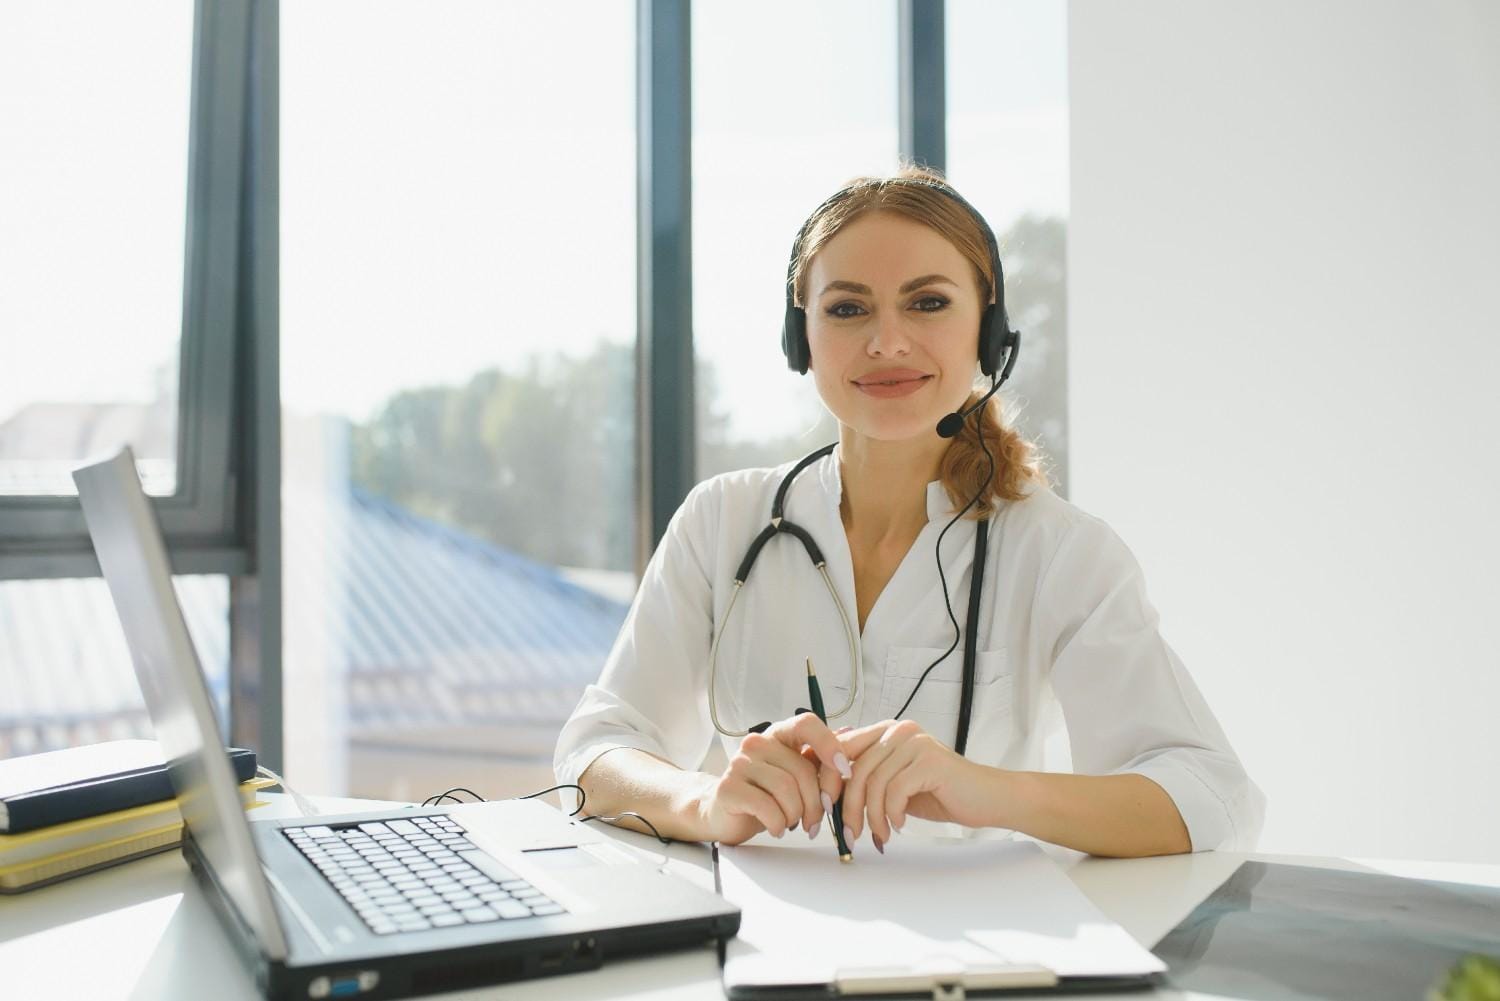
[{"left": 0, "top": 739, "right": 271, "bottom": 893}]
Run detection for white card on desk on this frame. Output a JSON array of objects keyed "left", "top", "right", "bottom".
[{"left": 717, "top": 837, "right": 1166, "bottom": 992}]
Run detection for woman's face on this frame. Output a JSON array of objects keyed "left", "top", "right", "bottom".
[{"left": 804, "top": 210, "right": 984, "bottom": 443}]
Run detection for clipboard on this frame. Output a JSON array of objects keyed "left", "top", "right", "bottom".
[{"left": 714, "top": 837, "right": 1165, "bottom": 999}]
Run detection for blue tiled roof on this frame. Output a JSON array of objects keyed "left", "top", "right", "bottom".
[{"left": 0, "top": 487, "right": 629, "bottom": 758}]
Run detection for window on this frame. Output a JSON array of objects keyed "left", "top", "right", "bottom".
[
  {"left": 692, "top": 1, "right": 899, "bottom": 481},
  {"left": 280, "top": 1, "right": 637, "bottom": 801},
  {"left": 0, "top": 4, "right": 191, "bottom": 498},
  {"left": 0, "top": 2, "right": 248, "bottom": 759},
  {"left": 0, "top": 576, "right": 229, "bottom": 757},
  {"left": 947, "top": 0, "right": 1070, "bottom": 492}
]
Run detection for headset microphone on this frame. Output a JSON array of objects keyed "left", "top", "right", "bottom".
[
  {"left": 936, "top": 378, "right": 1000, "bottom": 439},
  {"left": 935, "top": 327, "right": 1021, "bottom": 439}
]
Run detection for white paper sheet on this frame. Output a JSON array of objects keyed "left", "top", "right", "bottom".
[{"left": 718, "top": 837, "right": 1166, "bottom": 989}]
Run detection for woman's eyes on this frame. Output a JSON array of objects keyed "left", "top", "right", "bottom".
[{"left": 824, "top": 295, "right": 950, "bottom": 319}]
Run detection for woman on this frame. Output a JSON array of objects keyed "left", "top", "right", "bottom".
[{"left": 554, "top": 167, "right": 1264, "bottom": 858}]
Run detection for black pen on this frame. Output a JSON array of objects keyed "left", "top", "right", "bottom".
[{"left": 806, "top": 658, "right": 853, "bottom": 862}]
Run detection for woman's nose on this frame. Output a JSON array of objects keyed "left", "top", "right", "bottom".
[{"left": 866, "top": 312, "right": 912, "bottom": 357}]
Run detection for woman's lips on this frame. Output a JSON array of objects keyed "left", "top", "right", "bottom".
[{"left": 852, "top": 371, "right": 933, "bottom": 399}]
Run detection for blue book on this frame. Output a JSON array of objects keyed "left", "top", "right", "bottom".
[{"left": 0, "top": 739, "right": 257, "bottom": 834}]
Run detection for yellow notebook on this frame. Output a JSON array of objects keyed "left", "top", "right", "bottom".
[{"left": 0, "top": 777, "right": 276, "bottom": 893}]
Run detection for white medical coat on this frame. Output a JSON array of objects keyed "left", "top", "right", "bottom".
[{"left": 553, "top": 448, "right": 1265, "bottom": 851}]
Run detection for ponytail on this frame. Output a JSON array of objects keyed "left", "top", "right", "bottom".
[{"left": 938, "top": 389, "right": 1048, "bottom": 518}]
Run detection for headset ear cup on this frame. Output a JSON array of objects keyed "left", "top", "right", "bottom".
[
  {"left": 978, "top": 304, "right": 1001, "bottom": 376},
  {"left": 782, "top": 305, "right": 810, "bottom": 374}
]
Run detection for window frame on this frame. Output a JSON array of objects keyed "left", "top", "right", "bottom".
[{"left": 0, "top": 0, "right": 254, "bottom": 581}]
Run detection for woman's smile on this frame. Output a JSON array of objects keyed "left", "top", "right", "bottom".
[{"left": 851, "top": 368, "right": 933, "bottom": 398}]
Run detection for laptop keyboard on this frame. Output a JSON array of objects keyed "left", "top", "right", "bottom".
[{"left": 283, "top": 815, "right": 567, "bottom": 935}]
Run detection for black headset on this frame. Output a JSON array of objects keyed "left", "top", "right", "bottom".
[
  {"left": 757, "top": 177, "right": 1021, "bottom": 756},
  {"left": 780, "top": 176, "right": 1019, "bottom": 385}
]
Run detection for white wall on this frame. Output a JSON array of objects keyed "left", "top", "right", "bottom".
[{"left": 1068, "top": 1, "right": 1500, "bottom": 862}]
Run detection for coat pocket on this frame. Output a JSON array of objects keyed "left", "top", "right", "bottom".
[{"left": 878, "top": 646, "right": 1014, "bottom": 726}]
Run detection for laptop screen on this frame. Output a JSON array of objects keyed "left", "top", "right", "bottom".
[{"left": 75, "top": 447, "right": 289, "bottom": 960}]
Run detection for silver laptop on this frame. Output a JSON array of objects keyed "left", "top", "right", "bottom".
[{"left": 75, "top": 447, "right": 737, "bottom": 1000}]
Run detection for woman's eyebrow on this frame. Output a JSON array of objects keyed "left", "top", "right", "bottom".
[{"left": 817, "top": 274, "right": 959, "bottom": 298}]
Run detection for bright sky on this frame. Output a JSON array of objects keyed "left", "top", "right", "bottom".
[{"left": 0, "top": 0, "right": 1066, "bottom": 444}]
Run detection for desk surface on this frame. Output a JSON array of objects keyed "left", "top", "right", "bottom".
[{"left": 3, "top": 793, "right": 1496, "bottom": 1001}]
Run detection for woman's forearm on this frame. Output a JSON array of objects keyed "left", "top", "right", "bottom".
[
  {"left": 975, "top": 765, "right": 1192, "bottom": 858},
  {"left": 574, "top": 747, "right": 716, "bottom": 842}
]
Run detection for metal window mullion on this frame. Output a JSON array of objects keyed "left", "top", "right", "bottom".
[
  {"left": 899, "top": 0, "right": 946, "bottom": 172},
  {"left": 636, "top": 0, "right": 694, "bottom": 571},
  {"left": 228, "top": 0, "right": 281, "bottom": 772}
]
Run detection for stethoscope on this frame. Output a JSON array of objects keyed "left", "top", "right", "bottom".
[{"left": 705, "top": 438, "right": 994, "bottom": 756}]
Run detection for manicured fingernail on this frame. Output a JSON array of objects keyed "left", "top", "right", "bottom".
[
  {"left": 834, "top": 752, "right": 852, "bottom": 779},
  {"left": 843, "top": 824, "right": 855, "bottom": 845},
  {"left": 821, "top": 791, "right": 833, "bottom": 816},
  {"left": 808, "top": 820, "right": 821, "bottom": 840},
  {"left": 874, "top": 835, "right": 885, "bottom": 855},
  {"left": 890, "top": 819, "right": 902, "bottom": 836}
]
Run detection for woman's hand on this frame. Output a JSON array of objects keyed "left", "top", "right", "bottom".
[
  {"left": 694, "top": 712, "right": 853, "bottom": 846},
  {"left": 836, "top": 719, "right": 991, "bottom": 849}
]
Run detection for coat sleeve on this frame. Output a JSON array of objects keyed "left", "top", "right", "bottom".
[
  {"left": 552, "top": 481, "right": 721, "bottom": 806},
  {"left": 1035, "top": 516, "right": 1266, "bottom": 852}
]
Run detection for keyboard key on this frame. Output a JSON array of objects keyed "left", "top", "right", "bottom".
[
  {"left": 457, "top": 852, "right": 518, "bottom": 883},
  {"left": 530, "top": 904, "right": 565, "bottom": 916},
  {"left": 499, "top": 880, "right": 529, "bottom": 891},
  {"left": 387, "top": 819, "right": 420, "bottom": 835},
  {"left": 394, "top": 917, "right": 432, "bottom": 932},
  {"left": 430, "top": 913, "right": 465, "bottom": 928},
  {"left": 358, "top": 822, "right": 392, "bottom": 836},
  {"left": 494, "top": 901, "right": 533, "bottom": 920},
  {"left": 461, "top": 907, "right": 500, "bottom": 923},
  {"left": 369, "top": 921, "right": 399, "bottom": 935},
  {"left": 419, "top": 903, "right": 453, "bottom": 916}
]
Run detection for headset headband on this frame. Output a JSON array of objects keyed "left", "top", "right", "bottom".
[{"left": 779, "top": 177, "right": 1017, "bottom": 377}]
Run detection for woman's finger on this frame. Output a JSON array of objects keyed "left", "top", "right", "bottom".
[
  {"left": 861, "top": 741, "right": 918, "bottom": 849},
  {"left": 839, "top": 722, "right": 917, "bottom": 841},
  {"left": 780, "top": 712, "right": 852, "bottom": 783},
  {"left": 718, "top": 777, "right": 787, "bottom": 841},
  {"left": 883, "top": 763, "right": 926, "bottom": 833},
  {"left": 753, "top": 728, "right": 823, "bottom": 833},
  {"left": 799, "top": 746, "right": 831, "bottom": 839},
  {"left": 836, "top": 719, "right": 903, "bottom": 761}
]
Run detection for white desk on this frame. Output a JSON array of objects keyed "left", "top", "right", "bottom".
[{"left": 3, "top": 794, "right": 1496, "bottom": 1000}]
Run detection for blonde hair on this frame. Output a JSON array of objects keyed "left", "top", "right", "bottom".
[{"left": 791, "top": 166, "right": 1049, "bottom": 516}]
